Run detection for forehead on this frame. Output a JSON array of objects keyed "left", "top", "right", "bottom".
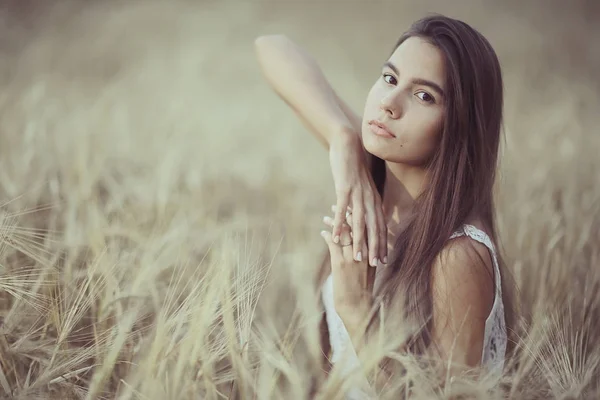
[{"left": 388, "top": 36, "right": 446, "bottom": 88}]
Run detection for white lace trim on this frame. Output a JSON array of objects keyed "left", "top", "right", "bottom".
[
  {"left": 321, "top": 224, "right": 507, "bottom": 381},
  {"left": 450, "top": 224, "right": 507, "bottom": 375}
]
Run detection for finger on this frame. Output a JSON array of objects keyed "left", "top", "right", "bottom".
[
  {"left": 330, "top": 205, "right": 354, "bottom": 249},
  {"left": 340, "top": 227, "right": 355, "bottom": 261},
  {"left": 324, "top": 216, "right": 353, "bottom": 235},
  {"left": 334, "top": 215, "right": 354, "bottom": 260},
  {"left": 324, "top": 216, "right": 352, "bottom": 243},
  {"left": 351, "top": 203, "right": 366, "bottom": 262},
  {"left": 324, "top": 217, "right": 354, "bottom": 263},
  {"left": 332, "top": 194, "right": 351, "bottom": 244},
  {"left": 365, "top": 204, "right": 380, "bottom": 268},
  {"left": 367, "top": 257, "right": 377, "bottom": 292},
  {"left": 332, "top": 204, "right": 353, "bottom": 226},
  {"left": 345, "top": 210, "right": 353, "bottom": 226},
  {"left": 331, "top": 205, "right": 353, "bottom": 214},
  {"left": 375, "top": 199, "right": 388, "bottom": 264},
  {"left": 338, "top": 222, "right": 353, "bottom": 246},
  {"left": 320, "top": 229, "right": 342, "bottom": 263}
]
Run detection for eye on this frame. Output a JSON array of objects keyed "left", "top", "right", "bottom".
[
  {"left": 382, "top": 73, "right": 397, "bottom": 85},
  {"left": 416, "top": 91, "right": 435, "bottom": 104}
]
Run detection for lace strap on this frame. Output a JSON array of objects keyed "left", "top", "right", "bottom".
[
  {"left": 450, "top": 225, "right": 502, "bottom": 297},
  {"left": 451, "top": 225, "right": 507, "bottom": 374}
]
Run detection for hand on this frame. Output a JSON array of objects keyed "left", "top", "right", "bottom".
[
  {"left": 321, "top": 211, "right": 376, "bottom": 328},
  {"left": 329, "top": 131, "right": 387, "bottom": 267}
]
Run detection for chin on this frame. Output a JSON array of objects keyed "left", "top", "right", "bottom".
[{"left": 362, "top": 133, "right": 389, "bottom": 159}]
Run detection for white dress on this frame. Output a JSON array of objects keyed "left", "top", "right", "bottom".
[{"left": 321, "top": 224, "right": 507, "bottom": 396}]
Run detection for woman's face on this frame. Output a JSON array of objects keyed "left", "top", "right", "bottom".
[{"left": 361, "top": 36, "right": 447, "bottom": 166}]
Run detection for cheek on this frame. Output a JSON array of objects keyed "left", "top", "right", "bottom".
[
  {"left": 417, "top": 115, "right": 443, "bottom": 145},
  {"left": 397, "top": 112, "right": 443, "bottom": 162},
  {"left": 400, "top": 108, "right": 442, "bottom": 138}
]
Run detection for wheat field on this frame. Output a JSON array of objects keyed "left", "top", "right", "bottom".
[{"left": 0, "top": 0, "right": 599, "bottom": 399}]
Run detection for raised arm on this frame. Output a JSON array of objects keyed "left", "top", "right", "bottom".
[
  {"left": 254, "top": 34, "right": 361, "bottom": 148},
  {"left": 255, "top": 34, "right": 388, "bottom": 266}
]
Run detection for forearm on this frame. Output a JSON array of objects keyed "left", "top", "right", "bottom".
[
  {"left": 254, "top": 34, "right": 358, "bottom": 147},
  {"left": 340, "top": 303, "right": 396, "bottom": 394},
  {"left": 341, "top": 302, "right": 373, "bottom": 355}
]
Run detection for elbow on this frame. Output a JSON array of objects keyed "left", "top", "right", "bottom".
[
  {"left": 254, "top": 34, "right": 289, "bottom": 53},
  {"left": 254, "top": 35, "right": 268, "bottom": 50},
  {"left": 254, "top": 35, "right": 274, "bottom": 59},
  {"left": 254, "top": 35, "right": 291, "bottom": 74}
]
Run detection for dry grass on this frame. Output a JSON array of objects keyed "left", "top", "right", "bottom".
[{"left": 0, "top": 0, "right": 599, "bottom": 399}]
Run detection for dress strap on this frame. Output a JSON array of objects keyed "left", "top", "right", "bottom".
[{"left": 450, "top": 224, "right": 502, "bottom": 297}]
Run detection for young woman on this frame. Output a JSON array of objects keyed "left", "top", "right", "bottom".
[{"left": 255, "top": 14, "right": 516, "bottom": 393}]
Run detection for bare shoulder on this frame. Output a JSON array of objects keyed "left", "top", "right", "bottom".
[
  {"left": 431, "top": 233, "right": 495, "bottom": 321},
  {"left": 429, "top": 233, "right": 496, "bottom": 365},
  {"left": 443, "top": 217, "right": 496, "bottom": 283}
]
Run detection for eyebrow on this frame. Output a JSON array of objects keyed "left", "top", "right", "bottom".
[{"left": 383, "top": 61, "right": 445, "bottom": 98}]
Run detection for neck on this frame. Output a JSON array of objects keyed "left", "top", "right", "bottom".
[{"left": 382, "top": 161, "right": 428, "bottom": 227}]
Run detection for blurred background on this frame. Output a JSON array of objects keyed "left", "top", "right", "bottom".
[{"left": 0, "top": 0, "right": 598, "bottom": 398}]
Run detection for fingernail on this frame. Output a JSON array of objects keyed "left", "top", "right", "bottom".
[
  {"left": 383, "top": 256, "right": 388, "bottom": 264},
  {"left": 334, "top": 235, "right": 340, "bottom": 243},
  {"left": 372, "top": 258, "right": 377, "bottom": 267},
  {"left": 356, "top": 251, "right": 362, "bottom": 262},
  {"left": 320, "top": 230, "right": 327, "bottom": 237}
]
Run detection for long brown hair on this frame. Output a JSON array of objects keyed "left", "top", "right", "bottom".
[{"left": 316, "top": 14, "right": 517, "bottom": 372}]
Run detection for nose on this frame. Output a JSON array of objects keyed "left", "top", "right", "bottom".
[{"left": 379, "top": 92, "right": 403, "bottom": 119}]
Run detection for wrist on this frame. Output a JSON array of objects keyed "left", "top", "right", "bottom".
[
  {"left": 330, "top": 123, "right": 360, "bottom": 147},
  {"left": 338, "top": 298, "right": 373, "bottom": 334}
]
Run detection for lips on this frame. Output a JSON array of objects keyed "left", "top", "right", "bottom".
[{"left": 368, "top": 120, "right": 396, "bottom": 138}]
